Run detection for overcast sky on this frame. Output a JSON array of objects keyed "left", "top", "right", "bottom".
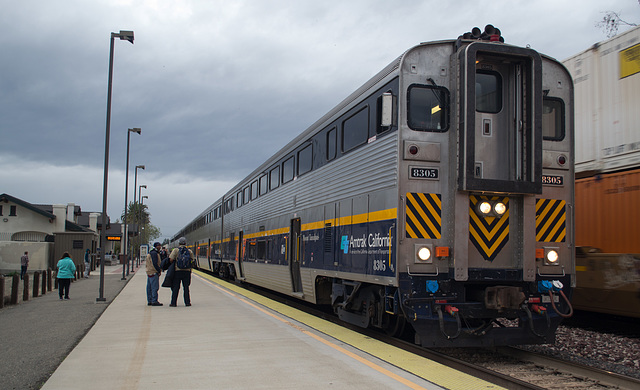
[{"left": 1, "top": 0, "right": 639, "bottom": 243}]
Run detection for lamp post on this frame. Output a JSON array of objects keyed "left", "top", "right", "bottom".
[
  {"left": 122, "top": 128, "right": 141, "bottom": 280},
  {"left": 133, "top": 165, "right": 144, "bottom": 269},
  {"left": 98, "top": 30, "right": 134, "bottom": 303},
  {"left": 141, "top": 195, "right": 148, "bottom": 251},
  {"left": 138, "top": 184, "right": 147, "bottom": 266}
]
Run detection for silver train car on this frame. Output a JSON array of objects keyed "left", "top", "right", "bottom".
[{"left": 174, "top": 25, "right": 575, "bottom": 347}]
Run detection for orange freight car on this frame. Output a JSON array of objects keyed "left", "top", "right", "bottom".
[{"left": 573, "top": 169, "right": 640, "bottom": 318}]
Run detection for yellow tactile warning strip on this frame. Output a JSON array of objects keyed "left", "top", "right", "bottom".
[{"left": 195, "top": 271, "right": 505, "bottom": 390}]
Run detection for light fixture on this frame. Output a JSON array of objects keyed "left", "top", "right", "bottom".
[
  {"left": 415, "top": 244, "right": 433, "bottom": 263},
  {"left": 476, "top": 199, "right": 507, "bottom": 218},
  {"left": 544, "top": 247, "right": 560, "bottom": 265}
]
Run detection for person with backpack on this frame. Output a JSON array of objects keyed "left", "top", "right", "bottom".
[{"left": 168, "top": 237, "right": 195, "bottom": 307}]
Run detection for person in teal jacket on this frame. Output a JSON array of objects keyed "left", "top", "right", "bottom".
[{"left": 56, "top": 252, "right": 76, "bottom": 300}]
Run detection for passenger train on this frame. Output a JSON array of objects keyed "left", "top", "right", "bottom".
[{"left": 172, "top": 25, "right": 575, "bottom": 347}]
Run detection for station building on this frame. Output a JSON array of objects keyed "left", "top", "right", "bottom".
[{"left": 0, "top": 193, "right": 130, "bottom": 274}]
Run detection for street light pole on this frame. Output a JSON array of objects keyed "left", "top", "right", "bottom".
[
  {"left": 133, "top": 165, "right": 144, "bottom": 269},
  {"left": 138, "top": 184, "right": 147, "bottom": 266},
  {"left": 98, "top": 30, "right": 134, "bottom": 303},
  {"left": 141, "top": 195, "right": 148, "bottom": 254},
  {"left": 122, "top": 128, "right": 141, "bottom": 280}
]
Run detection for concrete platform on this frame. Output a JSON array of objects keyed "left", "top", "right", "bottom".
[{"left": 42, "top": 269, "right": 503, "bottom": 390}]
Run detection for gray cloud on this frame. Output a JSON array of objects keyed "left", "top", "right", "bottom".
[{"left": 2, "top": 0, "right": 638, "bottom": 240}]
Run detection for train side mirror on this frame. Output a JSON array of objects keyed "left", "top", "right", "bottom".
[{"left": 380, "top": 92, "right": 394, "bottom": 127}]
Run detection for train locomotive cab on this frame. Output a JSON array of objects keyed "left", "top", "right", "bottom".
[{"left": 395, "top": 26, "right": 574, "bottom": 347}]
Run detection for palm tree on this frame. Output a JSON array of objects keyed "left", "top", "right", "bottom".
[{"left": 121, "top": 202, "right": 160, "bottom": 258}]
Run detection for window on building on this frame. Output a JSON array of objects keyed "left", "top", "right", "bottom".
[{"left": 9, "top": 205, "right": 17, "bottom": 216}]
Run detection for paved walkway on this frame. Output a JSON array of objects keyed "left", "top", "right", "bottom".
[
  {"left": 39, "top": 268, "right": 499, "bottom": 390},
  {"left": 0, "top": 263, "right": 133, "bottom": 390}
]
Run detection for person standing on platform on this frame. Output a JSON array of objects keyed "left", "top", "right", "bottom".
[
  {"left": 146, "top": 242, "right": 163, "bottom": 306},
  {"left": 83, "top": 249, "right": 91, "bottom": 277},
  {"left": 20, "top": 251, "right": 29, "bottom": 280},
  {"left": 56, "top": 252, "right": 76, "bottom": 300},
  {"left": 169, "top": 237, "right": 194, "bottom": 307}
]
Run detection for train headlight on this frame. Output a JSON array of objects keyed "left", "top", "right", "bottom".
[
  {"left": 476, "top": 199, "right": 507, "bottom": 218},
  {"left": 479, "top": 201, "right": 492, "bottom": 215},
  {"left": 415, "top": 244, "right": 433, "bottom": 263},
  {"left": 544, "top": 247, "right": 559, "bottom": 265}
]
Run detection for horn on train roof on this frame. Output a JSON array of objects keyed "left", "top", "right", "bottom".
[{"left": 458, "top": 24, "right": 504, "bottom": 43}]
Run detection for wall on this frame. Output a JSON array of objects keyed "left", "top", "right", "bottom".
[{"left": 0, "top": 242, "right": 54, "bottom": 273}]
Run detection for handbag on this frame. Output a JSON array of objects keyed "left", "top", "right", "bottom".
[
  {"left": 161, "top": 262, "right": 175, "bottom": 288},
  {"left": 161, "top": 257, "right": 171, "bottom": 271}
]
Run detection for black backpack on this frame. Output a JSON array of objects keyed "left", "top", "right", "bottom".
[{"left": 176, "top": 247, "right": 192, "bottom": 269}]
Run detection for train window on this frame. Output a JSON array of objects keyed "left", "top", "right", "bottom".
[
  {"left": 475, "top": 70, "right": 502, "bottom": 113},
  {"left": 342, "top": 106, "right": 369, "bottom": 152},
  {"left": 282, "top": 156, "right": 295, "bottom": 184},
  {"left": 407, "top": 85, "right": 449, "bottom": 131},
  {"left": 327, "top": 127, "right": 337, "bottom": 161},
  {"left": 269, "top": 166, "right": 280, "bottom": 190},
  {"left": 243, "top": 186, "right": 250, "bottom": 204},
  {"left": 259, "top": 174, "right": 268, "bottom": 196},
  {"left": 297, "top": 144, "right": 312, "bottom": 176},
  {"left": 542, "top": 97, "right": 565, "bottom": 141},
  {"left": 257, "top": 240, "right": 267, "bottom": 260},
  {"left": 237, "top": 191, "right": 243, "bottom": 208},
  {"left": 251, "top": 180, "right": 259, "bottom": 200}
]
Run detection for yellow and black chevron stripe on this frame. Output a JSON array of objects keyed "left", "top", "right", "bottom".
[
  {"left": 469, "top": 195, "right": 509, "bottom": 261},
  {"left": 536, "top": 199, "right": 566, "bottom": 242},
  {"left": 405, "top": 193, "right": 441, "bottom": 239}
]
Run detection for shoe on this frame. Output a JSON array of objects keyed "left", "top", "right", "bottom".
[
  {"left": 186, "top": 303, "right": 191, "bottom": 306},
  {"left": 151, "top": 302, "right": 163, "bottom": 306},
  {"left": 169, "top": 304, "right": 176, "bottom": 307},
  {"left": 60, "top": 297, "right": 63, "bottom": 300},
  {"left": 64, "top": 297, "right": 70, "bottom": 300}
]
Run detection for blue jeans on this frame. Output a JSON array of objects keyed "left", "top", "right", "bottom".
[
  {"left": 146, "top": 274, "right": 160, "bottom": 304},
  {"left": 21, "top": 266, "right": 28, "bottom": 280}
]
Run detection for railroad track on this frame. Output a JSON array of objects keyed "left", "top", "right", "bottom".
[{"left": 213, "top": 274, "right": 640, "bottom": 389}]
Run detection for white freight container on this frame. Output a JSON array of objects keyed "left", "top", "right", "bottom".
[{"left": 562, "top": 26, "right": 640, "bottom": 176}]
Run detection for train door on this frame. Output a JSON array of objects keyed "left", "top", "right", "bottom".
[
  {"left": 237, "top": 231, "right": 245, "bottom": 278},
  {"left": 290, "top": 218, "right": 303, "bottom": 293},
  {"left": 208, "top": 238, "right": 212, "bottom": 270},
  {"left": 324, "top": 204, "right": 336, "bottom": 266},
  {"left": 457, "top": 42, "right": 542, "bottom": 279}
]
